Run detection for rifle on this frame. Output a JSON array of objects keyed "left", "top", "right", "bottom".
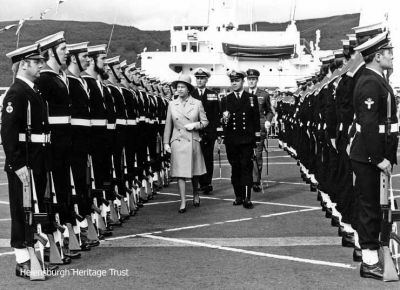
[
  {"left": 68, "top": 167, "right": 84, "bottom": 251},
  {"left": 85, "top": 156, "right": 100, "bottom": 241},
  {"left": 23, "top": 101, "right": 45, "bottom": 280},
  {"left": 380, "top": 91, "right": 400, "bottom": 281}
]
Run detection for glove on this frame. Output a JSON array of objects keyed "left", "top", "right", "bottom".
[
  {"left": 184, "top": 123, "right": 196, "bottom": 131},
  {"left": 264, "top": 120, "right": 271, "bottom": 130},
  {"left": 164, "top": 143, "right": 171, "bottom": 154}
]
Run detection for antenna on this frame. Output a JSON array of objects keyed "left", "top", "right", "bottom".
[{"left": 290, "top": 0, "right": 297, "bottom": 23}]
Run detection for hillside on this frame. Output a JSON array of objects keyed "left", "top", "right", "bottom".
[{"left": 0, "top": 14, "right": 359, "bottom": 85}]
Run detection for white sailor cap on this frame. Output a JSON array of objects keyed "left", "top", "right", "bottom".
[
  {"left": 66, "top": 42, "right": 89, "bottom": 55},
  {"left": 320, "top": 55, "right": 334, "bottom": 64},
  {"left": 355, "top": 31, "right": 393, "bottom": 57},
  {"left": 193, "top": 67, "right": 211, "bottom": 78},
  {"left": 104, "top": 56, "right": 120, "bottom": 66},
  {"left": 126, "top": 63, "right": 137, "bottom": 71},
  {"left": 342, "top": 39, "right": 350, "bottom": 47},
  {"left": 333, "top": 49, "right": 344, "bottom": 59},
  {"left": 36, "top": 31, "right": 66, "bottom": 51},
  {"left": 353, "top": 22, "right": 386, "bottom": 44},
  {"left": 120, "top": 60, "right": 128, "bottom": 69},
  {"left": 6, "top": 43, "right": 45, "bottom": 64},
  {"left": 87, "top": 44, "right": 107, "bottom": 56},
  {"left": 347, "top": 34, "right": 357, "bottom": 46}
]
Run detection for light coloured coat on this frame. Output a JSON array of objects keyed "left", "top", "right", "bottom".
[{"left": 163, "top": 96, "right": 209, "bottom": 178}]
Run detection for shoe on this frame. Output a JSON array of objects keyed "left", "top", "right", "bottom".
[
  {"left": 353, "top": 248, "right": 362, "bottom": 262},
  {"left": 137, "top": 201, "right": 144, "bottom": 208},
  {"left": 325, "top": 208, "right": 333, "bottom": 218},
  {"left": 342, "top": 232, "right": 355, "bottom": 248},
  {"left": 310, "top": 183, "right": 317, "bottom": 192},
  {"left": 79, "top": 242, "right": 91, "bottom": 251},
  {"left": 305, "top": 178, "right": 311, "bottom": 184},
  {"left": 139, "top": 197, "right": 148, "bottom": 203},
  {"left": 108, "top": 220, "right": 123, "bottom": 227},
  {"left": 106, "top": 225, "right": 113, "bottom": 231},
  {"left": 15, "top": 260, "right": 30, "bottom": 279},
  {"left": 63, "top": 249, "right": 81, "bottom": 259},
  {"left": 338, "top": 225, "right": 344, "bottom": 237},
  {"left": 233, "top": 199, "right": 243, "bottom": 206},
  {"left": 243, "top": 200, "right": 254, "bottom": 209},
  {"left": 44, "top": 262, "right": 59, "bottom": 272},
  {"left": 317, "top": 191, "right": 322, "bottom": 201},
  {"left": 178, "top": 207, "right": 186, "bottom": 213},
  {"left": 99, "top": 229, "right": 113, "bottom": 237},
  {"left": 252, "top": 184, "right": 262, "bottom": 192},
  {"left": 87, "top": 240, "right": 100, "bottom": 247},
  {"left": 193, "top": 195, "right": 200, "bottom": 207},
  {"left": 331, "top": 216, "right": 340, "bottom": 227},
  {"left": 360, "top": 262, "right": 383, "bottom": 280},
  {"left": 62, "top": 257, "right": 71, "bottom": 265}
]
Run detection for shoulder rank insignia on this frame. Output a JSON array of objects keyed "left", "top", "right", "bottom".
[
  {"left": 364, "top": 98, "right": 374, "bottom": 110},
  {"left": 6, "top": 102, "right": 13, "bottom": 113}
]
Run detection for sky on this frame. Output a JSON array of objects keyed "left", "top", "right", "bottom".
[{"left": 0, "top": 0, "right": 372, "bottom": 30}]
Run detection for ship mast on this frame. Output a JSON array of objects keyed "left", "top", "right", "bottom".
[{"left": 290, "top": 0, "right": 297, "bottom": 24}]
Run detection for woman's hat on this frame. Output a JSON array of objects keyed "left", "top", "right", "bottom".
[{"left": 171, "top": 74, "right": 194, "bottom": 92}]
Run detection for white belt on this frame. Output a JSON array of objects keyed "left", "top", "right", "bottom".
[
  {"left": 127, "top": 119, "right": 137, "bottom": 125},
  {"left": 255, "top": 132, "right": 261, "bottom": 137},
  {"left": 71, "top": 118, "right": 91, "bottom": 127},
  {"left": 19, "top": 133, "right": 50, "bottom": 143},
  {"left": 379, "top": 123, "right": 399, "bottom": 133},
  {"left": 149, "top": 120, "right": 155, "bottom": 124},
  {"left": 145, "top": 118, "right": 150, "bottom": 123},
  {"left": 116, "top": 119, "right": 127, "bottom": 125},
  {"left": 161, "top": 120, "right": 166, "bottom": 125},
  {"left": 356, "top": 123, "right": 399, "bottom": 133},
  {"left": 107, "top": 123, "right": 116, "bottom": 130},
  {"left": 217, "top": 127, "right": 223, "bottom": 132},
  {"left": 139, "top": 116, "right": 145, "bottom": 121},
  {"left": 91, "top": 119, "right": 107, "bottom": 126},
  {"left": 48, "top": 116, "right": 70, "bottom": 124}
]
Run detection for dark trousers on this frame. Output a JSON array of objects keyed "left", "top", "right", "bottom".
[
  {"left": 327, "top": 145, "right": 339, "bottom": 203},
  {"left": 351, "top": 160, "right": 381, "bottom": 250},
  {"left": 51, "top": 143, "right": 72, "bottom": 224},
  {"left": 71, "top": 150, "right": 91, "bottom": 216},
  {"left": 226, "top": 143, "right": 254, "bottom": 200},
  {"left": 7, "top": 172, "right": 34, "bottom": 248},
  {"left": 199, "top": 135, "right": 217, "bottom": 187},
  {"left": 91, "top": 133, "right": 112, "bottom": 190}
]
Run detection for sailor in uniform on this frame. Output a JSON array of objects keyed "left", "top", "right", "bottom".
[
  {"left": 2, "top": 44, "right": 50, "bottom": 278},
  {"left": 350, "top": 31, "right": 397, "bottom": 280}
]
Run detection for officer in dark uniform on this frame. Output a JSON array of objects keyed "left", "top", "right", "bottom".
[
  {"left": 2, "top": 44, "right": 49, "bottom": 278},
  {"left": 350, "top": 31, "right": 397, "bottom": 280},
  {"left": 192, "top": 67, "right": 220, "bottom": 194},
  {"left": 221, "top": 70, "right": 261, "bottom": 209},
  {"left": 246, "top": 69, "right": 273, "bottom": 192}
]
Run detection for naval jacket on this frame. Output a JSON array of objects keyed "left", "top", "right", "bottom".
[{"left": 350, "top": 68, "right": 398, "bottom": 165}]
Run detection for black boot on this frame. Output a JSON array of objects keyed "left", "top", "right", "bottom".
[
  {"left": 243, "top": 186, "right": 254, "bottom": 209},
  {"left": 232, "top": 185, "right": 243, "bottom": 205}
]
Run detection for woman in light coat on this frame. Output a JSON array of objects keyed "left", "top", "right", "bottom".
[{"left": 163, "top": 75, "right": 209, "bottom": 213}]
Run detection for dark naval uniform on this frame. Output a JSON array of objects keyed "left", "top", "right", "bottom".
[
  {"left": 192, "top": 87, "right": 220, "bottom": 192},
  {"left": 350, "top": 67, "right": 398, "bottom": 250},
  {"left": 248, "top": 87, "right": 273, "bottom": 187},
  {"left": 36, "top": 65, "right": 73, "bottom": 224},
  {"left": 2, "top": 77, "right": 49, "bottom": 248},
  {"left": 221, "top": 89, "right": 260, "bottom": 207}
]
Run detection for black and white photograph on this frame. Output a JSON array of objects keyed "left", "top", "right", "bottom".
[{"left": 0, "top": 0, "right": 400, "bottom": 288}]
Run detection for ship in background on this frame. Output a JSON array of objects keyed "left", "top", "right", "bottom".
[{"left": 141, "top": 0, "right": 320, "bottom": 90}]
